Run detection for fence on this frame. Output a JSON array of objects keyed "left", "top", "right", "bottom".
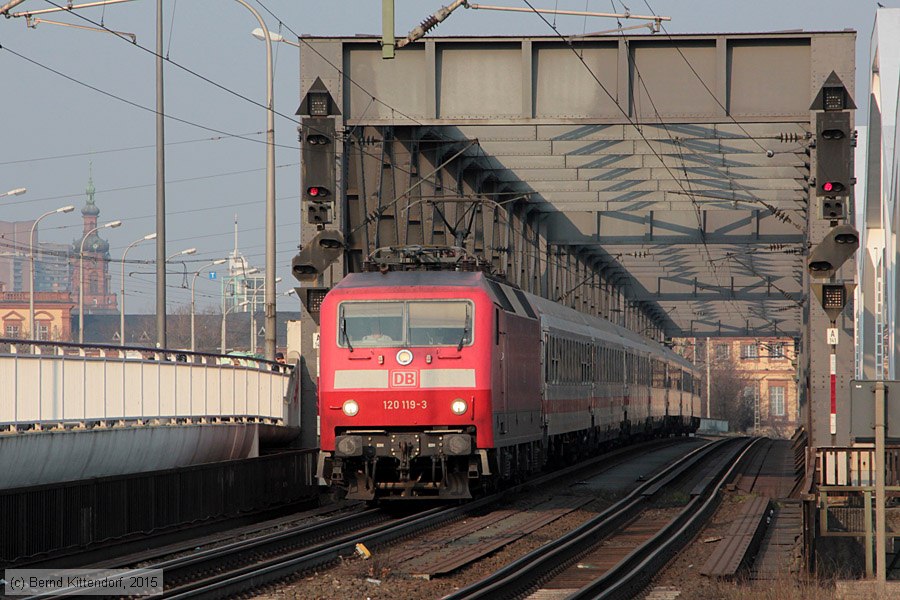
[{"left": 0, "top": 339, "right": 292, "bottom": 429}]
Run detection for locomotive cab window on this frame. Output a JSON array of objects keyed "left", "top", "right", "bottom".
[
  {"left": 338, "top": 300, "right": 473, "bottom": 348},
  {"left": 408, "top": 301, "right": 472, "bottom": 347},
  {"left": 339, "top": 302, "right": 403, "bottom": 347}
]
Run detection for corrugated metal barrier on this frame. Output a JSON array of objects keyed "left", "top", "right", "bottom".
[{"left": 0, "top": 450, "right": 318, "bottom": 565}]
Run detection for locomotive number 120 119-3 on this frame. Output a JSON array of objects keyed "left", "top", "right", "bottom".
[{"left": 383, "top": 400, "right": 428, "bottom": 410}]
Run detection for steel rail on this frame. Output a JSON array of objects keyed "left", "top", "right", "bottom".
[
  {"left": 442, "top": 437, "right": 749, "bottom": 600},
  {"left": 97, "top": 502, "right": 365, "bottom": 569}
]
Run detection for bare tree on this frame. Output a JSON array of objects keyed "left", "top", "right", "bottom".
[
  {"left": 166, "top": 304, "right": 237, "bottom": 353},
  {"left": 710, "top": 354, "right": 755, "bottom": 431}
]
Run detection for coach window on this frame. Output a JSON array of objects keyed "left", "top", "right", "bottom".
[
  {"left": 581, "top": 343, "right": 590, "bottom": 383},
  {"left": 550, "top": 336, "right": 559, "bottom": 383},
  {"left": 408, "top": 301, "right": 473, "bottom": 347}
]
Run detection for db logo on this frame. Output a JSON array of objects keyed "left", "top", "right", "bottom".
[{"left": 390, "top": 370, "right": 418, "bottom": 387}]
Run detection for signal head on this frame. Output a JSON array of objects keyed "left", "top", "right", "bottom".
[{"left": 306, "top": 186, "right": 330, "bottom": 198}]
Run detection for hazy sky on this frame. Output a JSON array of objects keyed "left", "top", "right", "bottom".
[{"left": 0, "top": 0, "right": 880, "bottom": 312}]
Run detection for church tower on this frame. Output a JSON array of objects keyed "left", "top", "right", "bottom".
[{"left": 71, "top": 172, "right": 118, "bottom": 314}]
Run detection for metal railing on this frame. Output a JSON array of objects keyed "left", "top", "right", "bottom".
[
  {"left": 815, "top": 445, "right": 900, "bottom": 576},
  {"left": 817, "top": 445, "right": 900, "bottom": 487},
  {"left": 0, "top": 338, "right": 292, "bottom": 430}
]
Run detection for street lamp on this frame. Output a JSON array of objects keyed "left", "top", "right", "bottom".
[
  {"left": 221, "top": 300, "right": 250, "bottom": 355},
  {"left": 192, "top": 258, "right": 227, "bottom": 352},
  {"left": 120, "top": 232, "right": 156, "bottom": 347},
  {"left": 250, "top": 275, "right": 281, "bottom": 353},
  {"left": 79, "top": 220, "right": 122, "bottom": 344},
  {"left": 251, "top": 27, "right": 300, "bottom": 48},
  {"left": 29, "top": 204, "right": 75, "bottom": 341},
  {"left": 243, "top": 0, "right": 278, "bottom": 361},
  {"left": 166, "top": 247, "right": 196, "bottom": 263},
  {"left": 2, "top": 187, "right": 27, "bottom": 197}
]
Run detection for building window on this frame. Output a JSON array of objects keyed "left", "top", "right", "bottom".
[
  {"left": 5, "top": 323, "right": 21, "bottom": 339},
  {"left": 741, "top": 343, "right": 759, "bottom": 359},
  {"left": 36, "top": 322, "right": 50, "bottom": 341},
  {"left": 770, "top": 386, "right": 786, "bottom": 417},
  {"left": 715, "top": 344, "right": 730, "bottom": 360},
  {"left": 769, "top": 343, "right": 785, "bottom": 359}
]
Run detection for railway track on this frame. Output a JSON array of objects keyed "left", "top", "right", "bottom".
[
  {"left": 28, "top": 506, "right": 390, "bottom": 600},
  {"left": 26, "top": 438, "right": 697, "bottom": 599},
  {"left": 160, "top": 504, "right": 457, "bottom": 599},
  {"left": 157, "top": 440, "right": 687, "bottom": 598},
  {"left": 88, "top": 502, "right": 367, "bottom": 569},
  {"left": 442, "top": 436, "right": 760, "bottom": 600}
]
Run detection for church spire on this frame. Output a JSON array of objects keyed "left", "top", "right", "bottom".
[{"left": 82, "top": 162, "right": 100, "bottom": 217}]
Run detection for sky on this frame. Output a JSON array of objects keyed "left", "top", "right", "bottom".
[{"left": 0, "top": 0, "right": 882, "bottom": 313}]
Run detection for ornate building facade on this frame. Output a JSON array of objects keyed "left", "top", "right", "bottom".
[
  {"left": 1, "top": 291, "right": 75, "bottom": 341},
  {"left": 713, "top": 337, "right": 799, "bottom": 437}
]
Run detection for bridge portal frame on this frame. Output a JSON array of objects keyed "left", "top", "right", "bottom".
[{"left": 297, "top": 30, "right": 856, "bottom": 450}]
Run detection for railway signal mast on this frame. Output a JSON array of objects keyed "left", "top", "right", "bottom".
[
  {"left": 292, "top": 78, "right": 345, "bottom": 448},
  {"left": 807, "top": 72, "right": 858, "bottom": 441}
]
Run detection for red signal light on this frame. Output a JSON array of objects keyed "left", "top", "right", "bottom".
[
  {"left": 823, "top": 182, "right": 833, "bottom": 192},
  {"left": 306, "top": 186, "right": 329, "bottom": 198},
  {"left": 821, "top": 181, "right": 844, "bottom": 194}
]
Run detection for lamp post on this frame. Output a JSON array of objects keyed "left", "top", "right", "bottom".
[
  {"left": 251, "top": 27, "right": 300, "bottom": 48},
  {"left": 251, "top": 275, "right": 281, "bottom": 354},
  {"left": 166, "top": 247, "right": 196, "bottom": 264},
  {"left": 241, "top": 0, "right": 277, "bottom": 361},
  {"left": 29, "top": 205, "right": 75, "bottom": 341},
  {"left": 2, "top": 187, "right": 27, "bottom": 197},
  {"left": 221, "top": 300, "right": 250, "bottom": 355},
  {"left": 79, "top": 220, "right": 122, "bottom": 344},
  {"left": 191, "top": 258, "right": 227, "bottom": 352},
  {"left": 153, "top": 246, "right": 198, "bottom": 348},
  {"left": 120, "top": 232, "right": 156, "bottom": 347}
]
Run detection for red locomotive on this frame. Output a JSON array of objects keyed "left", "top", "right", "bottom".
[{"left": 316, "top": 269, "right": 700, "bottom": 501}]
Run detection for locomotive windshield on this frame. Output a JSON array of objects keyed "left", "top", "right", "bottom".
[{"left": 338, "top": 300, "right": 473, "bottom": 348}]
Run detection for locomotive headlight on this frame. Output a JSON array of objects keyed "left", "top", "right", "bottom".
[
  {"left": 342, "top": 399, "right": 360, "bottom": 417},
  {"left": 451, "top": 398, "right": 468, "bottom": 416},
  {"left": 396, "top": 349, "right": 414, "bottom": 366}
]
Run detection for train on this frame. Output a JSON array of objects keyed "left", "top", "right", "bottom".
[{"left": 315, "top": 268, "right": 701, "bottom": 501}]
